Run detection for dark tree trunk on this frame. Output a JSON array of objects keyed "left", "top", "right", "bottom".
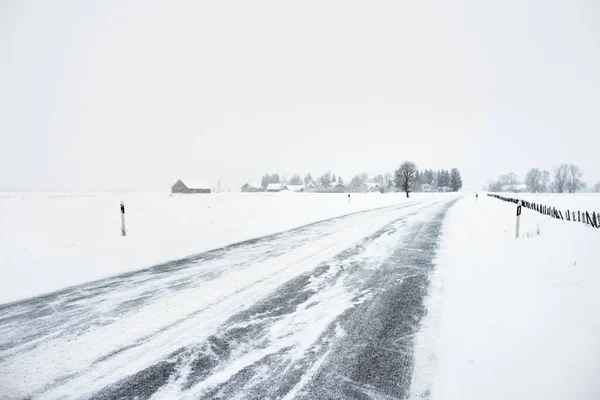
[{"left": 405, "top": 190, "right": 409, "bottom": 198}]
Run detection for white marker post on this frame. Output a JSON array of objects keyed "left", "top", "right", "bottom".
[
  {"left": 120, "top": 201, "right": 127, "bottom": 236},
  {"left": 348, "top": 193, "right": 351, "bottom": 205},
  {"left": 515, "top": 200, "right": 522, "bottom": 239}
]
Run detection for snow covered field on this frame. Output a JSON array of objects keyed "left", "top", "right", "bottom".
[
  {"left": 0, "top": 191, "right": 447, "bottom": 304},
  {"left": 412, "top": 193, "right": 600, "bottom": 400},
  {"left": 500, "top": 192, "right": 600, "bottom": 214}
]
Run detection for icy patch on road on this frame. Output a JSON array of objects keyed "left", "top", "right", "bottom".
[{"left": 156, "top": 210, "right": 417, "bottom": 399}]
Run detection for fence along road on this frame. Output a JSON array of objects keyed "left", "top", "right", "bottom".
[{"left": 487, "top": 193, "right": 600, "bottom": 229}]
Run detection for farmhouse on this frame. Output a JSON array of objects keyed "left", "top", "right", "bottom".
[
  {"left": 328, "top": 183, "right": 347, "bottom": 193},
  {"left": 241, "top": 182, "right": 263, "bottom": 192},
  {"left": 267, "top": 183, "right": 287, "bottom": 192},
  {"left": 284, "top": 185, "right": 304, "bottom": 192},
  {"left": 421, "top": 183, "right": 436, "bottom": 192},
  {"left": 366, "top": 182, "right": 381, "bottom": 192},
  {"left": 171, "top": 179, "right": 211, "bottom": 194}
]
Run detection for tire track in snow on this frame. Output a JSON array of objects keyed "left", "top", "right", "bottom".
[
  {"left": 0, "top": 197, "right": 456, "bottom": 399},
  {"left": 89, "top": 199, "right": 457, "bottom": 399}
]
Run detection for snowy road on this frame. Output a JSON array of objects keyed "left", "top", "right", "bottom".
[{"left": 0, "top": 196, "right": 457, "bottom": 399}]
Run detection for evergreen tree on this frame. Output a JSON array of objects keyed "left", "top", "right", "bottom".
[
  {"left": 261, "top": 173, "right": 280, "bottom": 188},
  {"left": 438, "top": 170, "right": 450, "bottom": 189},
  {"left": 423, "top": 169, "right": 434, "bottom": 186},
  {"left": 304, "top": 173, "right": 314, "bottom": 186},
  {"left": 413, "top": 170, "right": 422, "bottom": 192},
  {"left": 318, "top": 171, "right": 333, "bottom": 188},
  {"left": 450, "top": 168, "right": 463, "bottom": 191}
]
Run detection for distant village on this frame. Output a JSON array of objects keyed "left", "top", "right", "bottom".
[{"left": 171, "top": 167, "right": 463, "bottom": 195}]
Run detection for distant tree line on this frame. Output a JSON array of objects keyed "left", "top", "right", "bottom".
[
  {"left": 486, "top": 164, "right": 589, "bottom": 193},
  {"left": 259, "top": 164, "right": 462, "bottom": 196},
  {"left": 393, "top": 163, "right": 462, "bottom": 197}
]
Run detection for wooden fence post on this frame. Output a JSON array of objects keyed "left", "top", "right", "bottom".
[{"left": 516, "top": 201, "right": 522, "bottom": 238}]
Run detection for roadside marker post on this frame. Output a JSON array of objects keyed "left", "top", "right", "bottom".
[
  {"left": 476, "top": 193, "right": 478, "bottom": 205},
  {"left": 516, "top": 200, "right": 522, "bottom": 239},
  {"left": 348, "top": 193, "right": 351, "bottom": 205},
  {"left": 120, "top": 201, "right": 127, "bottom": 236}
]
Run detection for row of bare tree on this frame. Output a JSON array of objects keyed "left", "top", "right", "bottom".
[{"left": 487, "top": 164, "right": 593, "bottom": 193}]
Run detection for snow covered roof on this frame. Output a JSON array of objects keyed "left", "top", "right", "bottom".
[
  {"left": 502, "top": 183, "right": 527, "bottom": 192},
  {"left": 267, "top": 183, "right": 286, "bottom": 191},
  {"left": 284, "top": 185, "right": 304, "bottom": 192},
  {"left": 366, "top": 182, "right": 380, "bottom": 188},
  {"left": 180, "top": 179, "right": 211, "bottom": 190},
  {"left": 243, "top": 182, "right": 261, "bottom": 189}
]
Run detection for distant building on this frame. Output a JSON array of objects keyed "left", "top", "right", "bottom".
[
  {"left": 266, "top": 183, "right": 287, "bottom": 192},
  {"left": 241, "top": 183, "right": 263, "bottom": 192},
  {"left": 421, "top": 183, "right": 435, "bottom": 192},
  {"left": 171, "top": 179, "right": 211, "bottom": 194},
  {"left": 284, "top": 185, "right": 304, "bottom": 192},
  {"left": 366, "top": 182, "right": 381, "bottom": 192},
  {"left": 328, "top": 183, "right": 347, "bottom": 193},
  {"left": 502, "top": 183, "right": 527, "bottom": 193}
]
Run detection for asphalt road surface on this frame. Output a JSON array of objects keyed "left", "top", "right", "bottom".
[{"left": 0, "top": 196, "right": 458, "bottom": 399}]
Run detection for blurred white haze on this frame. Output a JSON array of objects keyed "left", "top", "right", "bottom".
[{"left": 1, "top": 0, "right": 599, "bottom": 191}]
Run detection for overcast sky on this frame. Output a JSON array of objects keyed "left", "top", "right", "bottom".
[{"left": 1, "top": 0, "right": 599, "bottom": 191}]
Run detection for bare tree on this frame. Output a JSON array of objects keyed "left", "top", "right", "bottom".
[
  {"left": 487, "top": 180, "right": 503, "bottom": 192},
  {"left": 525, "top": 168, "right": 545, "bottom": 192},
  {"left": 288, "top": 174, "right": 303, "bottom": 185},
  {"left": 540, "top": 170, "right": 550, "bottom": 192},
  {"left": 395, "top": 161, "right": 417, "bottom": 198},
  {"left": 498, "top": 173, "right": 519, "bottom": 191},
  {"left": 349, "top": 174, "right": 367, "bottom": 192},
  {"left": 553, "top": 164, "right": 569, "bottom": 193},
  {"left": 566, "top": 164, "right": 585, "bottom": 193},
  {"left": 384, "top": 172, "right": 392, "bottom": 189}
]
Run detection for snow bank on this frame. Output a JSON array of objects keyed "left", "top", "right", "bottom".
[
  {"left": 0, "top": 191, "right": 442, "bottom": 305},
  {"left": 412, "top": 193, "right": 600, "bottom": 400}
]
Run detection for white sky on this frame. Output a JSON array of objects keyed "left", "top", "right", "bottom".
[{"left": 1, "top": 0, "right": 599, "bottom": 191}]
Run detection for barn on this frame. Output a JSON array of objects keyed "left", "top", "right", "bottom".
[
  {"left": 241, "top": 183, "right": 263, "bottom": 192},
  {"left": 171, "top": 179, "right": 211, "bottom": 194},
  {"left": 328, "top": 183, "right": 348, "bottom": 193},
  {"left": 366, "top": 182, "right": 381, "bottom": 192},
  {"left": 266, "top": 183, "right": 287, "bottom": 192},
  {"left": 284, "top": 185, "right": 304, "bottom": 192}
]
